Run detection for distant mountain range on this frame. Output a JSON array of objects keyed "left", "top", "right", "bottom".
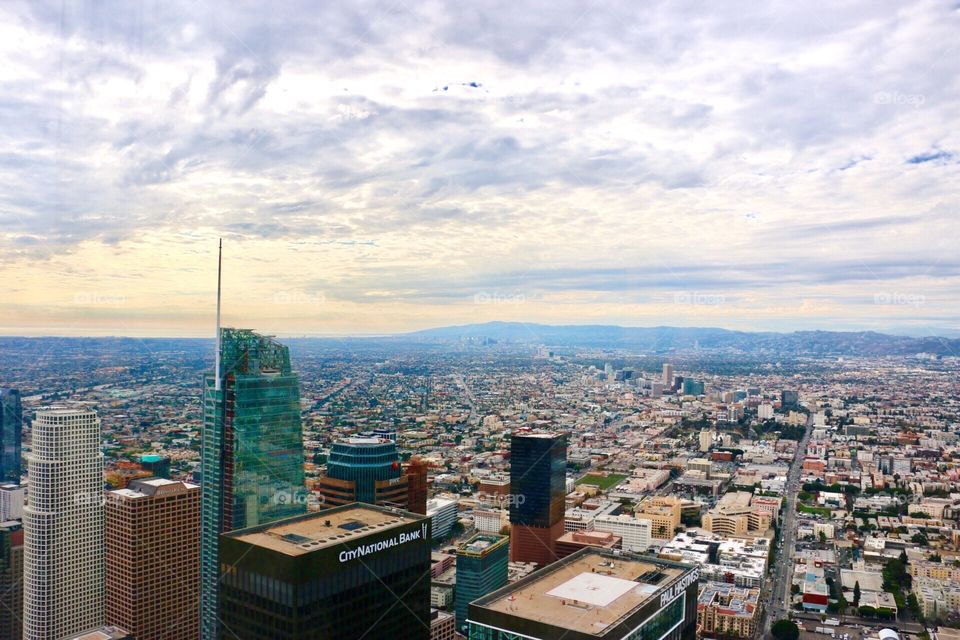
[{"left": 405, "top": 321, "right": 960, "bottom": 356}]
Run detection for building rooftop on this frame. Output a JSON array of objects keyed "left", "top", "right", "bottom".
[
  {"left": 473, "top": 549, "right": 690, "bottom": 636},
  {"left": 458, "top": 533, "right": 508, "bottom": 556},
  {"left": 36, "top": 405, "right": 96, "bottom": 416},
  {"left": 110, "top": 477, "right": 198, "bottom": 500},
  {"left": 226, "top": 503, "right": 424, "bottom": 557}
]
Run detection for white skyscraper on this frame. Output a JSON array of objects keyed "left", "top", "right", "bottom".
[{"left": 24, "top": 407, "right": 105, "bottom": 640}]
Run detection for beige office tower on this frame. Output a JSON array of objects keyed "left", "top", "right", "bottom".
[
  {"left": 24, "top": 406, "right": 105, "bottom": 640},
  {"left": 106, "top": 477, "right": 201, "bottom": 640},
  {"left": 662, "top": 363, "right": 674, "bottom": 386}
]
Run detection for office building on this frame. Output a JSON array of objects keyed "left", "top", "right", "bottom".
[
  {"left": 405, "top": 456, "right": 430, "bottom": 515},
  {"left": 509, "top": 432, "right": 566, "bottom": 565},
  {"left": 219, "top": 504, "right": 431, "bottom": 640},
  {"left": 24, "top": 406, "right": 105, "bottom": 640},
  {"left": 106, "top": 477, "right": 200, "bottom": 640},
  {"left": 200, "top": 329, "right": 308, "bottom": 640},
  {"left": 62, "top": 627, "right": 132, "bottom": 640},
  {"left": 314, "top": 438, "right": 408, "bottom": 508},
  {"left": 0, "top": 520, "right": 23, "bottom": 640},
  {"left": 139, "top": 454, "right": 171, "bottom": 479},
  {"left": 555, "top": 530, "right": 621, "bottom": 559},
  {"left": 635, "top": 496, "right": 683, "bottom": 540},
  {"left": 681, "top": 379, "right": 704, "bottom": 396},
  {"left": 780, "top": 389, "right": 799, "bottom": 408},
  {"left": 473, "top": 509, "right": 506, "bottom": 534},
  {"left": 455, "top": 534, "right": 509, "bottom": 633},
  {"left": 594, "top": 514, "right": 653, "bottom": 552},
  {"left": 662, "top": 363, "right": 673, "bottom": 386},
  {"left": 0, "top": 483, "right": 24, "bottom": 521},
  {"left": 0, "top": 389, "right": 21, "bottom": 483},
  {"left": 467, "top": 548, "right": 699, "bottom": 639},
  {"left": 428, "top": 496, "right": 460, "bottom": 540},
  {"left": 430, "top": 609, "right": 455, "bottom": 640}
]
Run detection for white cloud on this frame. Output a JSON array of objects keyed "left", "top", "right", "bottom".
[{"left": 0, "top": 0, "right": 958, "bottom": 336}]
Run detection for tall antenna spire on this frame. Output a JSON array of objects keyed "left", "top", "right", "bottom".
[{"left": 214, "top": 238, "right": 222, "bottom": 391}]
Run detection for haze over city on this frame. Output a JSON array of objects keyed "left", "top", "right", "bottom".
[
  {"left": 4, "top": 4, "right": 960, "bottom": 640},
  {"left": 1, "top": 1, "right": 958, "bottom": 337}
]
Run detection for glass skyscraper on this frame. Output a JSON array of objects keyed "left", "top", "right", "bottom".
[
  {"left": 455, "top": 534, "right": 509, "bottom": 633},
  {"left": 0, "top": 389, "right": 22, "bottom": 483},
  {"left": 509, "top": 432, "right": 567, "bottom": 565},
  {"left": 200, "top": 329, "right": 307, "bottom": 640},
  {"left": 326, "top": 438, "right": 402, "bottom": 503}
]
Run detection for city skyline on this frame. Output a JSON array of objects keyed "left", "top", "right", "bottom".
[{"left": 1, "top": 1, "right": 958, "bottom": 338}]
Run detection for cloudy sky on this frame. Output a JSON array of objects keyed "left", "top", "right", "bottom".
[{"left": 1, "top": 1, "right": 958, "bottom": 337}]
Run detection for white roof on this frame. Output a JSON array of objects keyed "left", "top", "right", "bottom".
[{"left": 546, "top": 572, "right": 639, "bottom": 607}]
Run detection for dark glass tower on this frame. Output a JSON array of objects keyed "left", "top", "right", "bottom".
[
  {"left": 219, "top": 504, "right": 431, "bottom": 640},
  {"left": 200, "top": 329, "right": 307, "bottom": 640},
  {"left": 509, "top": 432, "right": 566, "bottom": 565},
  {"left": 0, "top": 389, "right": 21, "bottom": 483}
]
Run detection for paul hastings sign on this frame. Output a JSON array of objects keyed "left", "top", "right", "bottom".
[
  {"left": 660, "top": 567, "right": 700, "bottom": 607},
  {"left": 339, "top": 522, "right": 429, "bottom": 563}
]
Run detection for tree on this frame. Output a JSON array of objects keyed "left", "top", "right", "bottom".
[
  {"left": 853, "top": 581, "right": 861, "bottom": 607},
  {"left": 819, "top": 531, "right": 827, "bottom": 544},
  {"left": 771, "top": 619, "right": 800, "bottom": 640}
]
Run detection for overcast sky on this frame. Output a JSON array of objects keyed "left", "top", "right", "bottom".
[{"left": 1, "top": 1, "right": 958, "bottom": 337}]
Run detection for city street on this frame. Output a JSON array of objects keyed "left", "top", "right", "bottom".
[{"left": 761, "top": 417, "right": 813, "bottom": 637}]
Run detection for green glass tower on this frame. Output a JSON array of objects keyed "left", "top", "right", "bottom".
[
  {"left": 455, "top": 534, "right": 509, "bottom": 634},
  {"left": 200, "top": 329, "right": 307, "bottom": 640}
]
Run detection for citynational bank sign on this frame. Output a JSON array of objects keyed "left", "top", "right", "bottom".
[
  {"left": 660, "top": 568, "right": 700, "bottom": 607},
  {"left": 338, "top": 521, "right": 429, "bottom": 563}
]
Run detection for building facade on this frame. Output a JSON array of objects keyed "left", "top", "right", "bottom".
[
  {"left": 219, "top": 504, "right": 431, "bottom": 640},
  {"left": 200, "top": 329, "right": 308, "bottom": 640},
  {"left": 0, "top": 389, "right": 21, "bottom": 483},
  {"left": 594, "top": 514, "right": 653, "bottom": 552},
  {"left": 0, "top": 520, "right": 23, "bottom": 640},
  {"left": 428, "top": 497, "right": 460, "bottom": 540},
  {"left": 24, "top": 406, "right": 104, "bottom": 640},
  {"left": 430, "top": 610, "right": 456, "bottom": 640},
  {"left": 106, "top": 478, "right": 200, "bottom": 640},
  {"left": 509, "top": 432, "right": 567, "bottom": 565},
  {"left": 313, "top": 438, "right": 408, "bottom": 508},
  {"left": 455, "top": 534, "right": 509, "bottom": 633},
  {"left": 696, "top": 582, "right": 761, "bottom": 638},
  {"left": 468, "top": 548, "right": 699, "bottom": 640}
]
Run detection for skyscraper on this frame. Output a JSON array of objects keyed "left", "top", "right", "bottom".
[
  {"left": 0, "top": 520, "right": 23, "bottom": 640},
  {"left": 0, "top": 389, "right": 22, "bottom": 483},
  {"left": 218, "top": 504, "right": 431, "bottom": 640},
  {"left": 404, "top": 456, "right": 429, "bottom": 515},
  {"left": 662, "top": 363, "right": 674, "bottom": 387},
  {"left": 24, "top": 406, "right": 105, "bottom": 640},
  {"left": 509, "top": 432, "right": 567, "bottom": 566},
  {"left": 200, "top": 329, "right": 307, "bottom": 640},
  {"left": 467, "top": 548, "right": 700, "bottom": 640},
  {"left": 313, "top": 438, "right": 408, "bottom": 508},
  {"left": 454, "top": 533, "right": 509, "bottom": 633},
  {"left": 106, "top": 477, "right": 200, "bottom": 640}
]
